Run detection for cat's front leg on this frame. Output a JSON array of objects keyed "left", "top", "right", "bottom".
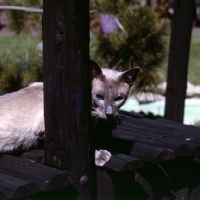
[{"left": 95, "top": 150, "right": 112, "bottom": 166}]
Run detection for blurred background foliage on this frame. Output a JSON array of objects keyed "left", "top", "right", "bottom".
[
  {"left": 0, "top": 0, "right": 42, "bottom": 92},
  {"left": 1, "top": 0, "right": 200, "bottom": 126},
  {"left": 0, "top": 44, "right": 42, "bottom": 92},
  {"left": 0, "top": 0, "right": 170, "bottom": 93},
  {"left": 5, "top": 0, "right": 42, "bottom": 35},
  {"left": 90, "top": 0, "right": 169, "bottom": 94}
]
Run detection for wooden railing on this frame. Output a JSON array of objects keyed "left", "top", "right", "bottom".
[{"left": 1, "top": 111, "right": 200, "bottom": 199}]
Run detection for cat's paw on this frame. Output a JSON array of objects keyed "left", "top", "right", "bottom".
[{"left": 95, "top": 150, "right": 112, "bottom": 166}]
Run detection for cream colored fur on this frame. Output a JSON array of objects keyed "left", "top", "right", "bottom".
[{"left": 0, "top": 82, "right": 44, "bottom": 152}]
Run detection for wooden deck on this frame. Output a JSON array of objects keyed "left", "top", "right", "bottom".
[
  {"left": 93, "top": 111, "right": 200, "bottom": 199},
  {"left": 1, "top": 111, "right": 200, "bottom": 199}
]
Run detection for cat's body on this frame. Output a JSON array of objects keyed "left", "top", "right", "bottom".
[
  {"left": 0, "top": 82, "right": 44, "bottom": 152},
  {"left": 0, "top": 60, "right": 139, "bottom": 166}
]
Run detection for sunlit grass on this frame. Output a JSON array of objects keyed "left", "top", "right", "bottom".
[
  {"left": 160, "top": 34, "right": 200, "bottom": 85},
  {"left": 0, "top": 36, "right": 41, "bottom": 58},
  {"left": 188, "top": 35, "right": 200, "bottom": 85}
]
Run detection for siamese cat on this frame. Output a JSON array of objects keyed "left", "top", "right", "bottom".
[{"left": 0, "top": 60, "right": 140, "bottom": 166}]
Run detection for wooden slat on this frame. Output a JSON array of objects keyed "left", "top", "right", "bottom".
[
  {"left": 107, "top": 170, "right": 148, "bottom": 199},
  {"left": 113, "top": 129, "right": 193, "bottom": 156},
  {"left": 96, "top": 169, "right": 116, "bottom": 200},
  {"left": 112, "top": 117, "right": 200, "bottom": 156},
  {"left": 0, "top": 155, "right": 73, "bottom": 192},
  {"left": 92, "top": 113, "right": 200, "bottom": 166},
  {"left": 135, "top": 163, "right": 173, "bottom": 199},
  {"left": 114, "top": 130, "right": 200, "bottom": 157},
  {"left": 20, "top": 149, "right": 44, "bottom": 163},
  {"left": 0, "top": 172, "right": 38, "bottom": 200},
  {"left": 120, "top": 116, "right": 199, "bottom": 141},
  {"left": 104, "top": 154, "right": 145, "bottom": 172},
  {"left": 159, "top": 157, "right": 200, "bottom": 193},
  {"left": 189, "top": 185, "right": 200, "bottom": 199},
  {"left": 123, "top": 114, "right": 200, "bottom": 140},
  {"left": 154, "top": 118, "right": 200, "bottom": 133},
  {"left": 93, "top": 117, "right": 192, "bottom": 157},
  {"left": 130, "top": 143, "right": 175, "bottom": 162}
]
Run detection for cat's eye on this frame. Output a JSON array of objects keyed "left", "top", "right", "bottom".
[
  {"left": 96, "top": 94, "right": 104, "bottom": 100},
  {"left": 115, "top": 96, "right": 123, "bottom": 102}
]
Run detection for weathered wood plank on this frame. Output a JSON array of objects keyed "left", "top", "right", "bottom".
[
  {"left": 43, "top": 0, "right": 91, "bottom": 198},
  {"left": 164, "top": 0, "right": 195, "bottom": 123},
  {"left": 20, "top": 149, "right": 44, "bottom": 164},
  {"left": 120, "top": 115, "right": 200, "bottom": 142},
  {"left": 93, "top": 116, "right": 191, "bottom": 157},
  {"left": 155, "top": 118, "right": 200, "bottom": 135},
  {"left": 113, "top": 130, "right": 192, "bottom": 156},
  {"left": 174, "top": 188, "right": 189, "bottom": 200},
  {"left": 130, "top": 143, "right": 175, "bottom": 163},
  {"left": 159, "top": 157, "right": 200, "bottom": 194},
  {"left": 120, "top": 112, "right": 200, "bottom": 137},
  {"left": 0, "top": 155, "right": 73, "bottom": 192},
  {"left": 112, "top": 116, "right": 200, "bottom": 156},
  {"left": 96, "top": 169, "right": 116, "bottom": 200},
  {"left": 0, "top": 172, "right": 38, "bottom": 200},
  {"left": 18, "top": 186, "right": 79, "bottom": 200},
  {"left": 135, "top": 164, "right": 173, "bottom": 199},
  {"left": 104, "top": 154, "right": 145, "bottom": 172},
  {"left": 108, "top": 170, "right": 148, "bottom": 200},
  {"left": 92, "top": 113, "right": 200, "bottom": 164},
  {"left": 115, "top": 130, "right": 192, "bottom": 155},
  {"left": 189, "top": 185, "right": 200, "bottom": 200}
]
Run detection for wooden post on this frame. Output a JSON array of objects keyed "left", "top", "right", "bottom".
[
  {"left": 43, "top": 0, "right": 91, "bottom": 199},
  {"left": 146, "top": 0, "right": 151, "bottom": 7},
  {"left": 164, "top": 0, "right": 196, "bottom": 123}
]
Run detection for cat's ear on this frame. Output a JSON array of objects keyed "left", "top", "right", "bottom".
[
  {"left": 119, "top": 67, "right": 140, "bottom": 87},
  {"left": 90, "top": 60, "right": 103, "bottom": 79}
]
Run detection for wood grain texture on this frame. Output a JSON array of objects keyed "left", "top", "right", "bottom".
[
  {"left": 164, "top": 0, "right": 196, "bottom": 122},
  {"left": 0, "top": 173, "right": 38, "bottom": 200},
  {"left": 105, "top": 154, "right": 145, "bottom": 171},
  {"left": 0, "top": 155, "right": 72, "bottom": 192},
  {"left": 43, "top": 0, "right": 91, "bottom": 199}
]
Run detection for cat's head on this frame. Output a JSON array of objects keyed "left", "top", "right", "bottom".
[{"left": 90, "top": 60, "right": 140, "bottom": 120}]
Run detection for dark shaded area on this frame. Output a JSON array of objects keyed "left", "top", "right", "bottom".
[{"left": 19, "top": 186, "right": 78, "bottom": 200}]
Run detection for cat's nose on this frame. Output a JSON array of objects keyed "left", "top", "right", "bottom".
[{"left": 106, "top": 106, "right": 113, "bottom": 119}]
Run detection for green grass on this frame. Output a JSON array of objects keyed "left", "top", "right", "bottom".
[
  {"left": 0, "top": 34, "right": 200, "bottom": 85},
  {"left": 188, "top": 35, "right": 200, "bottom": 85},
  {"left": 0, "top": 36, "right": 41, "bottom": 58},
  {"left": 161, "top": 35, "right": 200, "bottom": 85},
  {"left": 0, "top": 36, "right": 42, "bottom": 92}
]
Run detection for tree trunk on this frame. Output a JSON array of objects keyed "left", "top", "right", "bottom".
[
  {"left": 164, "top": 0, "right": 196, "bottom": 123},
  {"left": 43, "top": 0, "right": 91, "bottom": 199}
]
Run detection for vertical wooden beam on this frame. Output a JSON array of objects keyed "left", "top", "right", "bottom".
[
  {"left": 164, "top": 0, "right": 196, "bottom": 123},
  {"left": 43, "top": 0, "right": 91, "bottom": 199},
  {"left": 146, "top": 0, "right": 151, "bottom": 7},
  {"left": 96, "top": 169, "right": 116, "bottom": 200}
]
